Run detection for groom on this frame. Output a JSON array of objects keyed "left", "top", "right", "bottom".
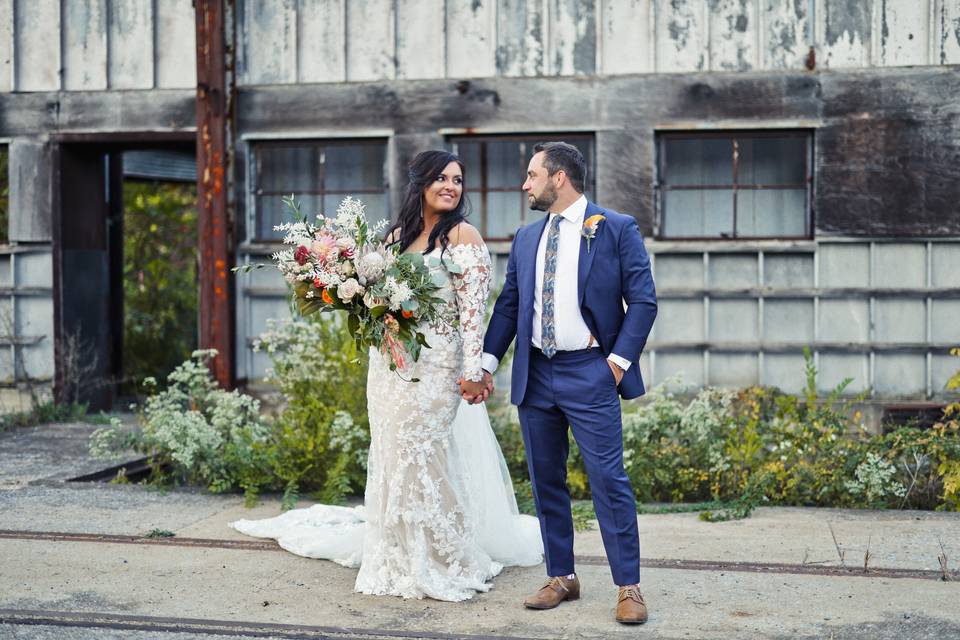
[{"left": 478, "top": 142, "right": 657, "bottom": 624}]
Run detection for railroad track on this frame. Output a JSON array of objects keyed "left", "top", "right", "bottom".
[{"left": 0, "top": 528, "right": 951, "bottom": 582}]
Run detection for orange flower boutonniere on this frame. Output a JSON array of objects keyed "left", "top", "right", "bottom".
[{"left": 581, "top": 214, "right": 605, "bottom": 253}]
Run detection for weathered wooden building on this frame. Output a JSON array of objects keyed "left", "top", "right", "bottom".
[{"left": 1, "top": 1, "right": 958, "bottom": 417}]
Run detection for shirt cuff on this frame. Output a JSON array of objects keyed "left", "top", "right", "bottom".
[
  {"left": 607, "top": 353, "right": 632, "bottom": 371},
  {"left": 481, "top": 352, "right": 500, "bottom": 374}
]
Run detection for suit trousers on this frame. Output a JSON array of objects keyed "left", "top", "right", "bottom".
[{"left": 517, "top": 346, "right": 641, "bottom": 586}]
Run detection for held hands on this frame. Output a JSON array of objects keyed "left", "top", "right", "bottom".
[{"left": 458, "top": 371, "right": 495, "bottom": 404}]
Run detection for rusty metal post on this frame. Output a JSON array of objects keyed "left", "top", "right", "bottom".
[{"left": 195, "top": 0, "right": 235, "bottom": 387}]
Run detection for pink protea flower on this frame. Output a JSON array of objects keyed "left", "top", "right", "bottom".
[{"left": 311, "top": 234, "right": 338, "bottom": 264}]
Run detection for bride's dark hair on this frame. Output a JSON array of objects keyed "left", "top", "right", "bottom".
[{"left": 384, "top": 150, "right": 470, "bottom": 257}]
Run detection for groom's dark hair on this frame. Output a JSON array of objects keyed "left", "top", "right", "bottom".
[{"left": 533, "top": 141, "right": 586, "bottom": 194}]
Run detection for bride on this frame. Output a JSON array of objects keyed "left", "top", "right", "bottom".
[{"left": 231, "top": 150, "right": 543, "bottom": 601}]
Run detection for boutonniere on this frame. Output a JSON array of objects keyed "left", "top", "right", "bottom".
[{"left": 581, "top": 214, "right": 605, "bottom": 253}]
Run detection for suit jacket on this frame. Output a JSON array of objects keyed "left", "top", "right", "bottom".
[{"left": 483, "top": 201, "right": 658, "bottom": 405}]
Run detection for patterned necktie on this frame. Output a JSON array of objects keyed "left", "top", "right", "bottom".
[{"left": 540, "top": 214, "right": 563, "bottom": 358}]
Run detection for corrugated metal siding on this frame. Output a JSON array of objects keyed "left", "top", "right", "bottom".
[
  {"left": 229, "top": 0, "right": 960, "bottom": 85},
  {"left": 647, "top": 239, "right": 960, "bottom": 400},
  {"left": 0, "top": 248, "right": 55, "bottom": 387},
  {"left": 0, "top": 0, "right": 196, "bottom": 92}
]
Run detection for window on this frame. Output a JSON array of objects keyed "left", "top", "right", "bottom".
[
  {"left": 450, "top": 135, "right": 594, "bottom": 240},
  {"left": 656, "top": 131, "right": 812, "bottom": 239},
  {"left": 251, "top": 140, "right": 387, "bottom": 241}
]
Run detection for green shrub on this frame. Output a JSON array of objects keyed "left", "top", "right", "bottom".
[
  {"left": 91, "top": 312, "right": 371, "bottom": 508},
  {"left": 253, "top": 312, "right": 370, "bottom": 505},
  {"left": 490, "top": 348, "right": 960, "bottom": 520},
  {"left": 90, "top": 349, "right": 273, "bottom": 505}
]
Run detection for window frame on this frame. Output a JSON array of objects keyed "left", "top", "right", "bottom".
[
  {"left": 448, "top": 133, "right": 596, "bottom": 242},
  {"left": 655, "top": 129, "right": 814, "bottom": 241},
  {"left": 248, "top": 138, "right": 388, "bottom": 243}
]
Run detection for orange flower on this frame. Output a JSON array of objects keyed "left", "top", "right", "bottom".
[
  {"left": 401, "top": 309, "right": 414, "bottom": 319},
  {"left": 584, "top": 214, "right": 605, "bottom": 229},
  {"left": 321, "top": 289, "right": 334, "bottom": 304}
]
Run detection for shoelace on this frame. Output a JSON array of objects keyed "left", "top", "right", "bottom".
[
  {"left": 619, "top": 586, "right": 645, "bottom": 604},
  {"left": 542, "top": 576, "right": 570, "bottom": 593}
]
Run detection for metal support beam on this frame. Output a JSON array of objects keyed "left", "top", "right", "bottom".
[{"left": 194, "top": 0, "right": 234, "bottom": 387}]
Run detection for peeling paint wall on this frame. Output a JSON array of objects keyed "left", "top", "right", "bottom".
[
  {"left": 0, "top": 0, "right": 196, "bottom": 92},
  {"left": 223, "top": 0, "right": 958, "bottom": 86},
  {"left": 2, "top": 0, "right": 957, "bottom": 93}
]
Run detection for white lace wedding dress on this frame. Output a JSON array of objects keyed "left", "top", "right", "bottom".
[{"left": 230, "top": 242, "right": 543, "bottom": 602}]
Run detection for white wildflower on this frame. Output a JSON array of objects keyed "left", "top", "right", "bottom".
[{"left": 845, "top": 452, "right": 907, "bottom": 503}]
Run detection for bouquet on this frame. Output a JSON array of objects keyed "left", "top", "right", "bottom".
[{"left": 237, "top": 196, "right": 447, "bottom": 373}]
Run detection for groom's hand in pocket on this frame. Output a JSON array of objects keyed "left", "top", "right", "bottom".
[{"left": 606, "top": 359, "right": 625, "bottom": 385}]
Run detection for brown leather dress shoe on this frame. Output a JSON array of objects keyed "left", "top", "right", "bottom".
[
  {"left": 616, "top": 586, "right": 648, "bottom": 624},
  {"left": 523, "top": 575, "right": 581, "bottom": 609}
]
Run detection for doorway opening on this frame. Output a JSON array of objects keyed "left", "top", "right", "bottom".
[{"left": 55, "top": 139, "right": 199, "bottom": 410}]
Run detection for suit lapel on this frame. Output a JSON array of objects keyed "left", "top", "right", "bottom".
[
  {"left": 521, "top": 214, "right": 550, "bottom": 310},
  {"left": 577, "top": 201, "right": 602, "bottom": 305}
]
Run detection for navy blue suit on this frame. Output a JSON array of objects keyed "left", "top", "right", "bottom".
[{"left": 483, "top": 201, "right": 657, "bottom": 585}]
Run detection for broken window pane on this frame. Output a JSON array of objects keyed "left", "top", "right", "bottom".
[
  {"left": 253, "top": 141, "right": 386, "bottom": 241},
  {"left": 659, "top": 132, "right": 810, "bottom": 239},
  {"left": 450, "top": 136, "right": 594, "bottom": 240}
]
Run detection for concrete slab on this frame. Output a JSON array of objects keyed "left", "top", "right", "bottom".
[
  {"left": 3, "top": 420, "right": 960, "bottom": 638},
  {"left": 0, "top": 418, "right": 138, "bottom": 486},
  {"left": 1, "top": 537, "right": 958, "bottom": 640}
]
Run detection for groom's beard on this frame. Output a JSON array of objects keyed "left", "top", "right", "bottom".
[{"left": 528, "top": 184, "right": 558, "bottom": 212}]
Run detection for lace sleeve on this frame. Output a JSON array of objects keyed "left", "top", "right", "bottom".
[{"left": 447, "top": 243, "right": 492, "bottom": 382}]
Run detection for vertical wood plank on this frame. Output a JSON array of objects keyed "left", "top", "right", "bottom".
[
  {"left": 819, "top": 0, "right": 873, "bottom": 68},
  {"left": 241, "top": 0, "right": 297, "bottom": 85},
  {"left": 156, "top": 0, "right": 196, "bottom": 88},
  {"left": 600, "top": 0, "right": 653, "bottom": 75},
  {"left": 298, "top": 0, "right": 345, "bottom": 82},
  {"left": 550, "top": 0, "right": 596, "bottom": 76},
  {"left": 709, "top": 0, "right": 756, "bottom": 71},
  {"left": 0, "top": 0, "right": 15, "bottom": 91},
  {"left": 108, "top": 0, "right": 155, "bottom": 88},
  {"left": 446, "top": 0, "right": 496, "bottom": 77},
  {"left": 346, "top": 0, "right": 395, "bottom": 81},
  {"left": 878, "top": 0, "right": 931, "bottom": 66},
  {"left": 9, "top": 140, "right": 53, "bottom": 242},
  {"left": 762, "top": 0, "right": 811, "bottom": 69},
  {"left": 938, "top": 0, "right": 960, "bottom": 63},
  {"left": 63, "top": 0, "right": 108, "bottom": 90},
  {"left": 496, "top": 0, "right": 546, "bottom": 76},
  {"left": 14, "top": 0, "right": 61, "bottom": 91},
  {"left": 396, "top": 0, "right": 444, "bottom": 79},
  {"left": 655, "top": 0, "right": 707, "bottom": 72}
]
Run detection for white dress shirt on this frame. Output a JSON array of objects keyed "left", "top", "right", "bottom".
[{"left": 482, "top": 195, "right": 632, "bottom": 374}]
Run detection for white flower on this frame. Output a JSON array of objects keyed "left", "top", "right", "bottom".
[
  {"left": 356, "top": 251, "right": 387, "bottom": 281},
  {"left": 363, "top": 291, "right": 384, "bottom": 309},
  {"left": 335, "top": 196, "right": 365, "bottom": 230},
  {"left": 337, "top": 236, "right": 356, "bottom": 253},
  {"left": 339, "top": 260, "right": 355, "bottom": 277},
  {"left": 384, "top": 276, "right": 413, "bottom": 310},
  {"left": 337, "top": 278, "right": 364, "bottom": 302}
]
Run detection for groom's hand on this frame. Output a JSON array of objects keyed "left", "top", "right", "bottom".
[
  {"left": 457, "top": 377, "right": 490, "bottom": 404},
  {"left": 481, "top": 371, "right": 494, "bottom": 397},
  {"left": 606, "top": 359, "right": 624, "bottom": 386}
]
